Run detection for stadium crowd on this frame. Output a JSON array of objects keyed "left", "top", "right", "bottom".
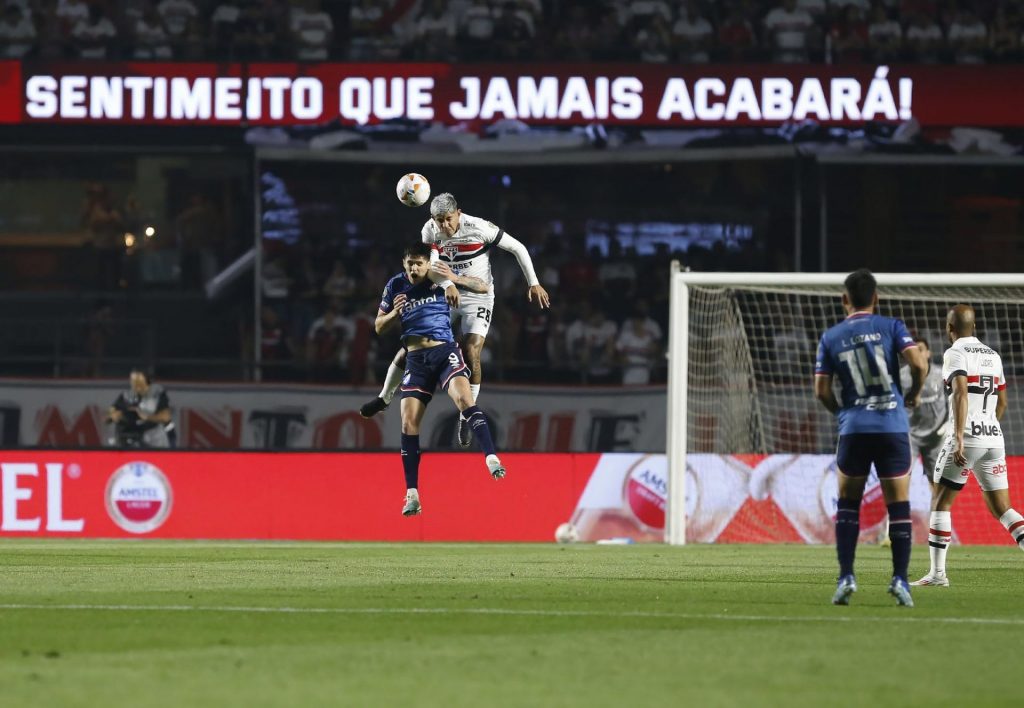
[
  {"left": 0, "top": 0, "right": 1021, "bottom": 65},
  {"left": 259, "top": 231, "right": 683, "bottom": 386}
]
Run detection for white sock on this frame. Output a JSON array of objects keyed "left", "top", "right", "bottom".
[
  {"left": 999, "top": 508, "right": 1024, "bottom": 550},
  {"left": 928, "top": 511, "right": 952, "bottom": 575},
  {"left": 379, "top": 363, "right": 403, "bottom": 404}
]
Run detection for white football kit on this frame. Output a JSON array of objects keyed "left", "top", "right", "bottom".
[
  {"left": 934, "top": 336, "right": 1008, "bottom": 491},
  {"left": 421, "top": 213, "right": 539, "bottom": 338}
]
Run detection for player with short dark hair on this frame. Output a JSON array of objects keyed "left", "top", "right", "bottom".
[
  {"left": 375, "top": 242, "right": 506, "bottom": 517},
  {"left": 814, "top": 268, "right": 928, "bottom": 606},
  {"left": 913, "top": 305, "right": 1024, "bottom": 587}
]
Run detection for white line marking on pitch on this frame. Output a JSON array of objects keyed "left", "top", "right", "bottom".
[{"left": 0, "top": 604, "right": 1021, "bottom": 626}]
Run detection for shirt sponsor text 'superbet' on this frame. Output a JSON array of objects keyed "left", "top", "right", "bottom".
[
  {"left": 815, "top": 311, "right": 917, "bottom": 435},
  {"left": 942, "top": 336, "right": 1006, "bottom": 448},
  {"left": 421, "top": 213, "right": 503, "bottom": 293}
]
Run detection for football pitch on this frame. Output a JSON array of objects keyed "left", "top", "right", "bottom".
[{"left": 0, "top": 541, "right": 1020, "bottom": 707}]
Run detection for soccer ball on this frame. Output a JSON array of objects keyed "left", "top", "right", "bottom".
[
  {"left": 396, "top": 172, "right": 430, "bottom": 207},
  {"left": 554, "top": 522, "right": 579, "bottom": 544}
]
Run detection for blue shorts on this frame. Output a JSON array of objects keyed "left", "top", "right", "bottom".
[
  {"left": 836, "top": 433, "right": 912, "bottom": 479},
  {"left": 399, "top": 342, "right": 470, "bottom": 404}
]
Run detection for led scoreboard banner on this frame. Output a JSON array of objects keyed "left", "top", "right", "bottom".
[{"left": 0, "top": 61, "right": 1022, "bottom": 128}]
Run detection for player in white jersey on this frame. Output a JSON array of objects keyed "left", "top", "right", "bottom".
[
  {"left": 913, "top": 305, "right": 1024, "bottom": 587},
  {"left": 360, "top": 193, "right": 550, "bottom": 447}
]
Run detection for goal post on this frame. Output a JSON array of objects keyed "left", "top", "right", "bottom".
[{"left": 666, "top": 266, "right": 1024, "bottom": 545}]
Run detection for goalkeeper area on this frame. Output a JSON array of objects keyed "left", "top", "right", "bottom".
[{"left": 1, "top": 540, "right": 1020, "bottom": 707}]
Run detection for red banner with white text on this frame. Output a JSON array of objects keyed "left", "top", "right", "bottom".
[
  {"left": 1, "top": 61, "right": 1023, "bottom": 128},
  {"left": 0, "top": 451, "right": 1020, "bottom": 545}
]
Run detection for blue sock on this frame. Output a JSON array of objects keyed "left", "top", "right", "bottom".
[
  {"left": 835, "top": 497, "right": 860, "bottom": 578},
  {"left": 461, "top": 405, "right": 496, "bottom": 456},
  {"left": 400, "top": 434, "right": 420, "bottom": 490},
  {"left": 887, "top": 501, "right": 912, "bottom": 581}
]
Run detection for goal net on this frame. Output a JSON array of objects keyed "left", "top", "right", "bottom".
[{"left": 666, "top": 269, "right": 1024, "bottom": 546}]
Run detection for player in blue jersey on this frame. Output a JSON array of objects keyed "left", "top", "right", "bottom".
[
  {"left": 814, "top": 269, "right": 928, "bottom": 607},
  {"left": 376, "top": 243, "right": 506, "bottom": 516}
]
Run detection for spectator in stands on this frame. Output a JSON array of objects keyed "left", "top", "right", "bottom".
[
  {"left": 616, "top": 301, "right": 663, "bottom": 385},
  {"left": 672, "top": 1, "right": 714, "bottom": 63},
  {"left": 209, "top": 0, "right": 241, "bottom": 58},
  {"left": 306, "top": 303, "right": 351, "bottom": 382},
  {"left": 174, "top": 191, "right": 222, "bottom": 289},
  {"left": 633, "top": 13, "right": 673, "bottom": 62},
  {"left": 492, "top": 1, "right": 532, "bottom": 60},
  {"left": 156, "top": 0, "right": 198, "bottom": 55},
  {"left": 70, "top": 4, "right": 117, "bottom": 59},
  {"left": 566, "top": 300, "right": 618, "bottom": 384},
  {"left": 291, "top": 0, "right": 334, "bottom": 61},
  {"left": 796, "top": 0, "right": 827, "bottom": 19},
  {"left": 717, "top": 4, "right": 758, "bottom": 62},
  {"left": 232, "top": 0, "right": 280, "bottom": 60},
  {"left": 411, "top": 0, "right": 455, "bottom": 61},
  {"left": 763, "top": 0, "right": 818, "bottom": 63},
  {"left": 828, "top": 5, "right": 868, "bottom": 63},
  {"left": 349, "top": 0, "right": 396, "bottom": 61},
  {"left": 987, "top": 7, "right": 1020, "bottom": 62},
  {"left": 56, "top": 0, "right": 89, "bottom": 33},
  {"left": 260, "top": 305, "right": 294, "bottom": 380},
  {"left": 867, "top": 4, "right": 903, "bottom": 63},
  {"left": 948, "top": 7, "right": 988, "bottom": 63},
  {"left": 81, "top": 182, "right": 125, "bottom": 290},
  {"left": 905, "top": 12, "right": 944, "bottom": 62},
  {"left": 132, "top": 1, "right": 172, "bottom": 59},
  {"left": 460, "top": 0, "right": 496, "bottom": 60},
  {"left": 0, "top": 3, "right": 36, "bottom": 58},
  {"left": 322, "top": 259, "right": 357, "bottom": 301}
]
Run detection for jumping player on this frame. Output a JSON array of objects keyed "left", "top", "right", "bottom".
[
  {"left": 814, "top": 269, "right": 928, "bottom": 607},
  {"left": 362, "top": 193, "right": 550, "bottom": 448},
  {"left": 375, "top": 243, "right": 506, "bottom": 517},
  {"left": 913, "top": 305, "right": 1024, "bottom": 587}
]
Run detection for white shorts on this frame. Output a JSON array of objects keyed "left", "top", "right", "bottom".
[
  {"left": 933, "top": 439, "right": 1008, "bottom": 492},
  {"left": 450, "top": 293, "right": 494, "bottom": 339}
]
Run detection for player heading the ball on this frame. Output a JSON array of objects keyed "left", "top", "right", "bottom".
[
  {"left": 362, "top": 192, "right": 550, "bottom": 450},
  {"left": 374, "top": 242, "right": 506, "bottom": 517}
]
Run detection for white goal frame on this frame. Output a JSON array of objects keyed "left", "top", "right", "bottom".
[{"left": 665, "top": 265, "right": 1024, "bottom": 545}]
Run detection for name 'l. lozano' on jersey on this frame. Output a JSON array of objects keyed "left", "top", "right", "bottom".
[{"left": 396, "top": 173, "right": 431, "bottom": 207}]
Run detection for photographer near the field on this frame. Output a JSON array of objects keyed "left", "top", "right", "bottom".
[{"left": 107, "top": 369, "right": 173, "bottom": 448}]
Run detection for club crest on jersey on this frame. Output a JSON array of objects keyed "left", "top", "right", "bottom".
[{"left": 442, "top": 243, "right": 460, "bottom": 259}]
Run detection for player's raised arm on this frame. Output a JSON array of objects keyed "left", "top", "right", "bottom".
[
  {"left": 495, "top": 230, "right": 550, "bottom": 309},
  {"left": 430, "top": 261, "right": 489, "bottom": 294}
]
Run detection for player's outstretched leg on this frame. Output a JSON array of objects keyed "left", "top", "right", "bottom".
[
  {"left": 401, "top": 433, "right": 422, "bottom": 516},
  {"left": 461, "top": 405, "right": 504, "bottom": 479},
  {"left": 361, "top": 350, "right": 406, "bottom": 418}
]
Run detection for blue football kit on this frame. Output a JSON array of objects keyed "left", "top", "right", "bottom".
[
  {"left": 815, "top": 311, "right": 916, "bottom": 477},
  {"left": 379, "top": 272, "right": 469, "bottom": 403}
]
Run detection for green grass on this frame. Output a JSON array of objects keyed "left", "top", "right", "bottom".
[{"left": 0, "top": 541, "right": 1020, "bottom": 707}]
